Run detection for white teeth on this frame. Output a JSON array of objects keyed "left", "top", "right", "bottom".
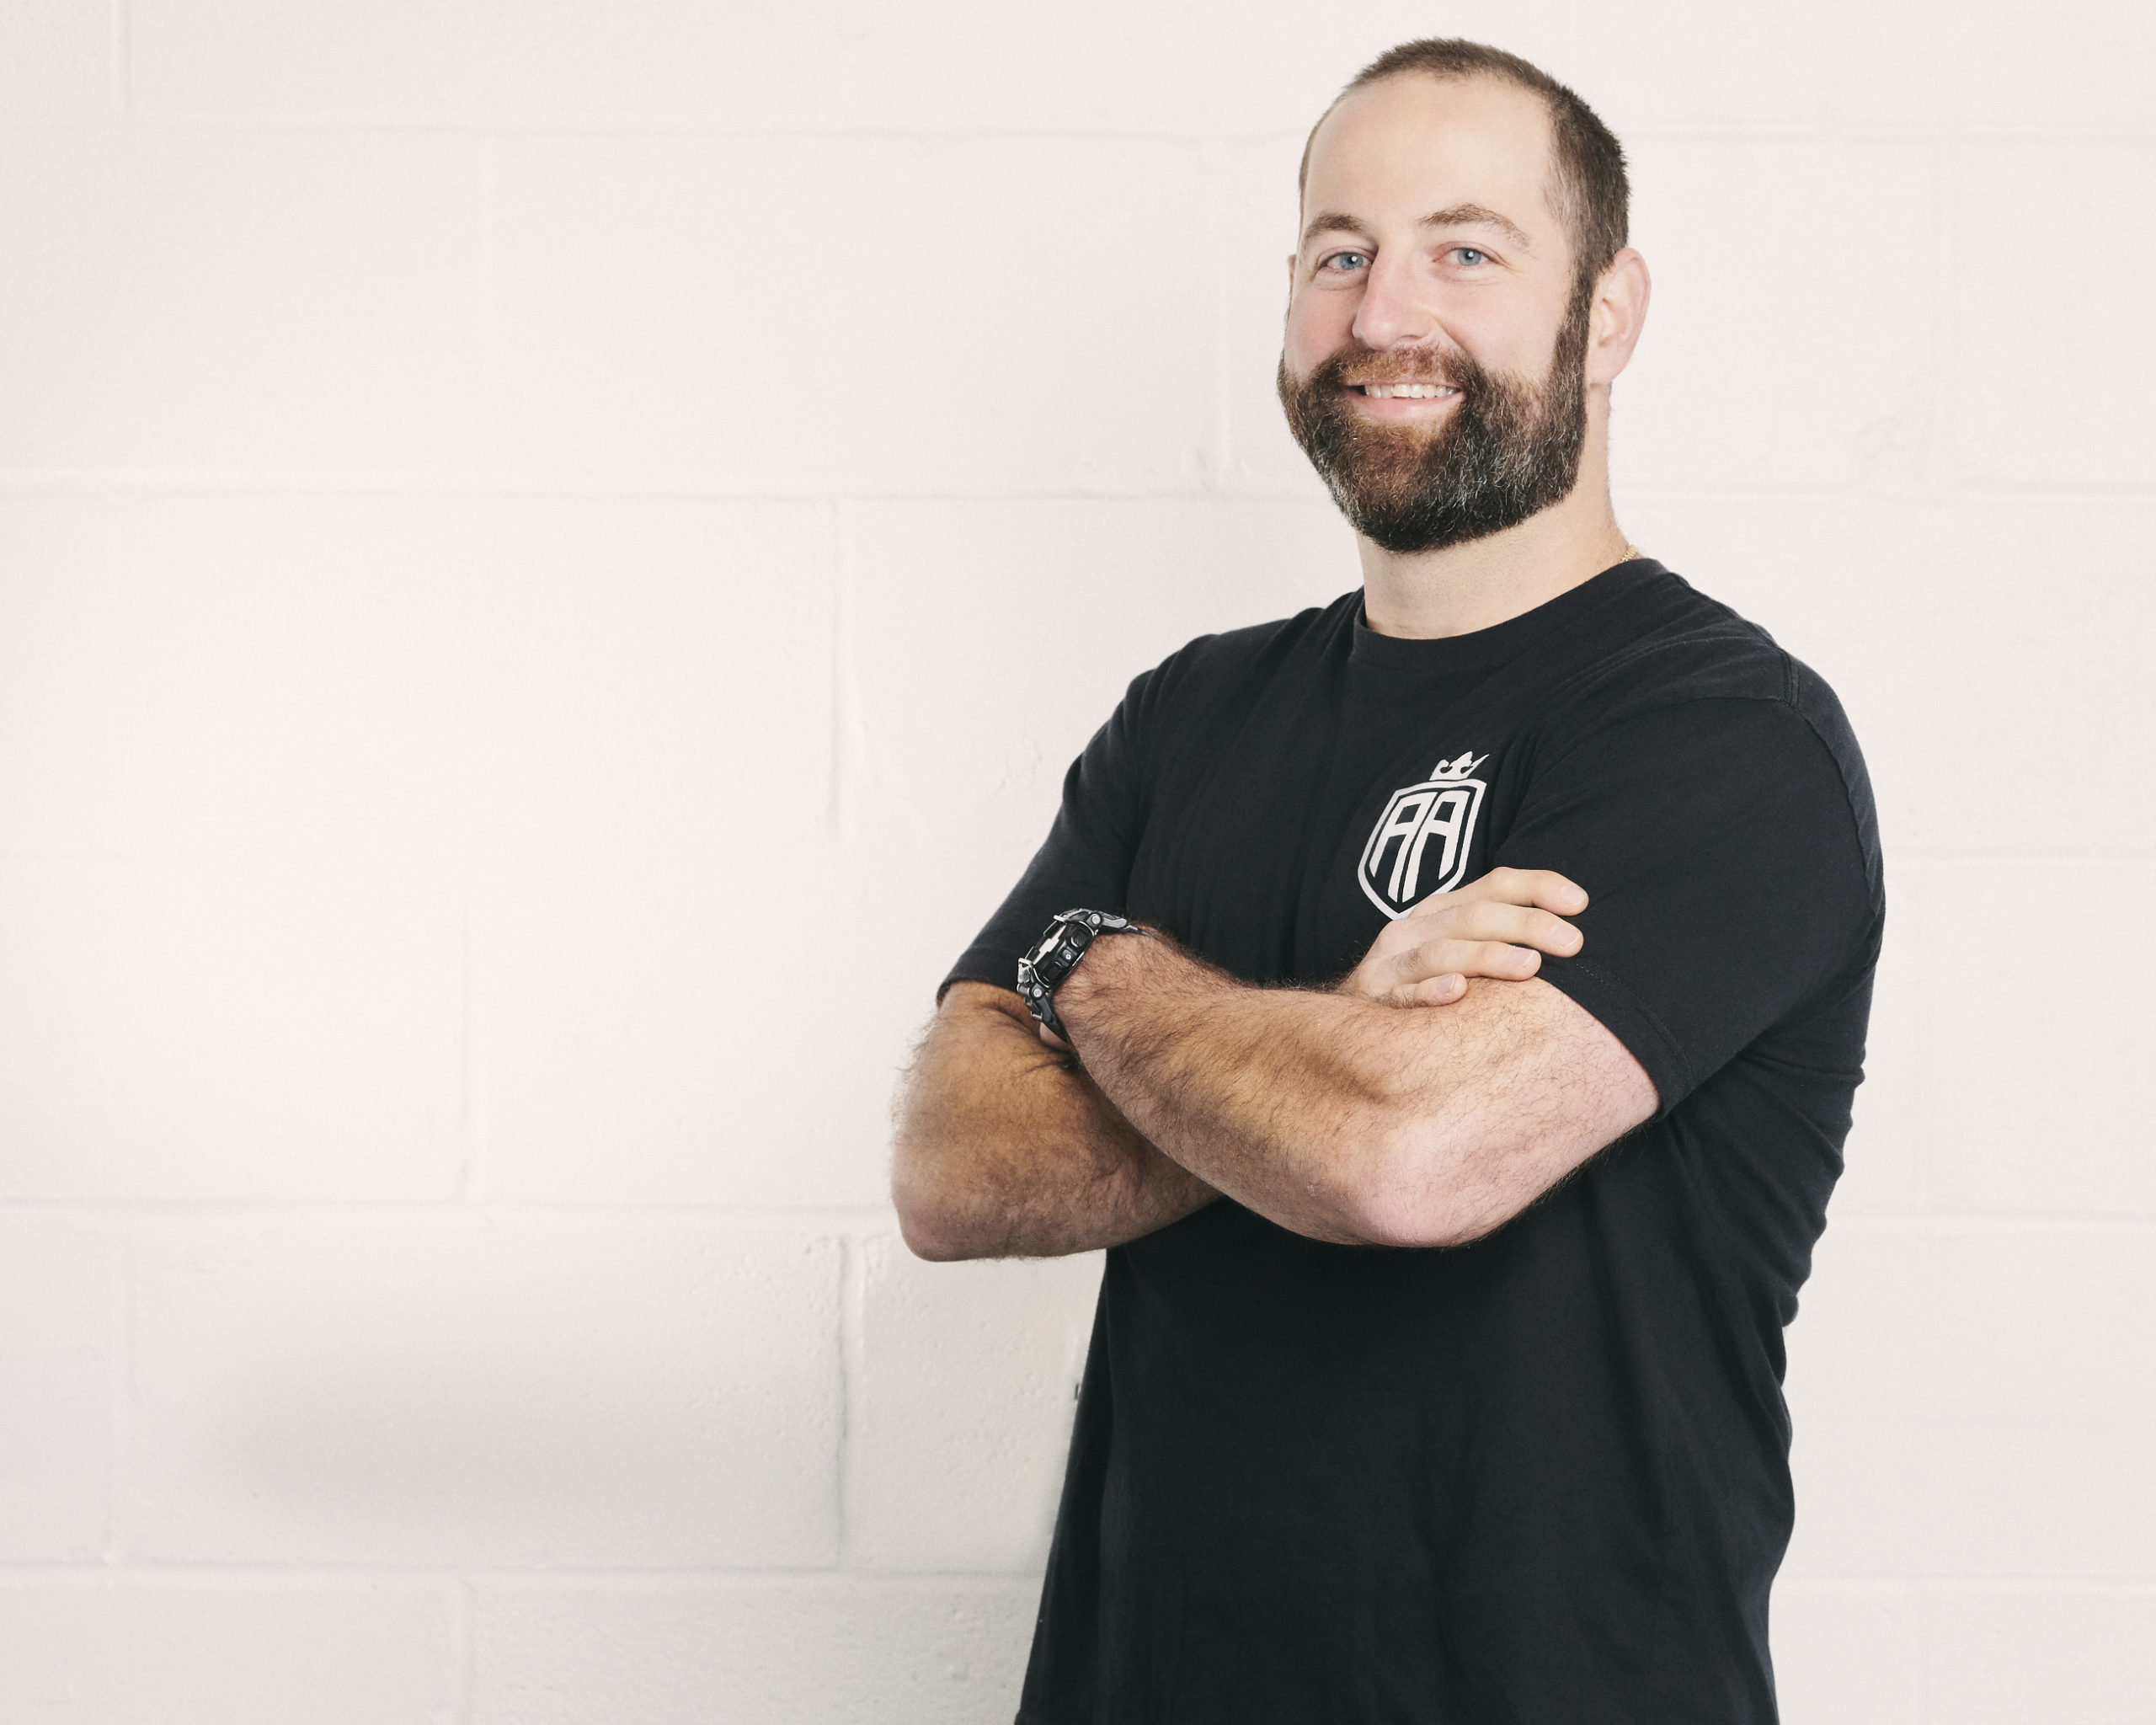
[{"left": 1360, "top": 382, "right": 1456, "bottom": 398}]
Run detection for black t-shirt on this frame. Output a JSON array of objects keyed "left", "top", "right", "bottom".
[{"left": 943, "top": 559, "right": 1883, "bottom": 1725}]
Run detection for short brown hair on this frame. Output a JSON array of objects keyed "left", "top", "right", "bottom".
[{"left": 1298, "top": 39, "right": 1629, "bottom": 297}]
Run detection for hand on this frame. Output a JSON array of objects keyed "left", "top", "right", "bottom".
[{"left": 1339, "top": 867, "right": 1588, "bottom": 1007}]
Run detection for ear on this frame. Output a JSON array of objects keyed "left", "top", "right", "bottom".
[
  {"left": 1585, "top": 248, "right": 1651, "bottom": 387},
  {"left": 1284, "top": 251, "right": 1298, "bottom": 307}
]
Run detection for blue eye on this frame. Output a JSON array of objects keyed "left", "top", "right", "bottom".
[
  {"left": 1322, "top": 251, "right": 1369, "bottom": 274},
  {"left": 1451, "top": 248, "right": 1487, "bottom": 266}
]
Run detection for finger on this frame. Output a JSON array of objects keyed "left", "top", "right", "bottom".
[
  {"left": 1425, "top": 867, "right": 1588, "bottom": 915},
  {"left": 1387, "top": 903, "right": 1582, "bottom": 964},
  {"left": 1352, "top": 877, "right": 1583, "bottom": 996},
  {"left": 1390, "top": 938, "right": 1544, "bottom": 985},
  {"left": 1437, "top": 900, "right": 1586, "bottom": 957},
  {"left": 1388, "top": 973, "right": 1468, "bottom": 1007}
]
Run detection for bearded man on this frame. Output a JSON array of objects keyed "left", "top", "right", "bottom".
[{"left": 893, "top": 38, "right": 1880, "bottom": 1725}]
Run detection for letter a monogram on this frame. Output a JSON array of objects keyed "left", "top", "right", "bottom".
[{"left": 1356, "top": 752, "right": 1489, "bottom": 918}]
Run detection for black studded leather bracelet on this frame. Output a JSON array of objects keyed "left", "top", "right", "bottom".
[{"left": 1016, "top": 909, "right": 1137, "bottom": 1041}]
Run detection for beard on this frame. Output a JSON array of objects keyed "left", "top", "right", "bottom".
[{"left": 1276, "top": 291, "right": 1592, "bottom": 555}]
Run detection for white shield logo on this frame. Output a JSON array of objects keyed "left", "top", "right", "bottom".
[{"left": 1358, "top": 752, "right": 1488, "bottom": 919}]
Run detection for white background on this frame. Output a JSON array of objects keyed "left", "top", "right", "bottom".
[{"left": 0, "top": 1, "right": 2150, "bottom": 1719}]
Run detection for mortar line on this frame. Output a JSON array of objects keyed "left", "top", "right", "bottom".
[
  {"left": 11, "top": 114, "right": 2153, "bottom": 146},
  {"left": 1, "top": 468, "right": 2152, "bottom": 503},
  {"left": 102, "top": 1233, "right": 131, "bottom": 1565},
  {"left": 1884, "top": 848, "right": 2156, "bottom": 867},
  {"left": 1905, "top": 860, "right": 1938, "bottom": 1216},
  {"left": 1902, "top": 859, "right": 2156, "bottom": 877},
  {"left": 835, "top": 1234, "right": 867, "bottom": 1568},
  {"left": 1821, "top": 1212, "right": 2156, "bottom": 1235},
  {"left": 834, "top": 0, "right": 865, "bottom": 122},
  {"left": 1932, "top": 134, "right": 1971, "bottom": 495},
  {"left": 451, "top": 1577, "right": 477, "bottom": 1725},
  {"left": 1778, "top": 1574, "right": 2156, "bottom": 1594},
  {"left": 3, "top": 1557, "right": 2144, "bottom": 1590},
  {"left": 16, "top": 1199, "right": 2156, "bottom": 1229},
  {"left": 1924, "top": 132, "right": 1954, "bottom": 500},
  {"left": 456, "top": 878, "right": 482, "bottom": 1202},
  {"left": 1203, "top": 133, "right": 1235, "bottom": 493},
  {"left": 0, "top": 1559, "right": 1045, "bottom": 1587},
  {"left": 0, "top": 1200, "right": 905, "bottom": 1228},
  {"left": 829, "top": 498, "right": 862, "bottom": 845},
  {"left": 1915, "top": 1577, "right": 1935, "bottom": 1724},
  {"left": 473, "top": 135, "right": 506, "bottom": 368},
  {"left": 107, "top": 0, "right": 131, "bottom": 118}
]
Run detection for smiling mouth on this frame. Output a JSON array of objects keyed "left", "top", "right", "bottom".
[{"left": 1351, "top": 382, "right": 1460, "bottom": 399}]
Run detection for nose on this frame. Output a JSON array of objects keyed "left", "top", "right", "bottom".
[{"left": 1350, "top": 251, "right": 1436, "bottom": 352}]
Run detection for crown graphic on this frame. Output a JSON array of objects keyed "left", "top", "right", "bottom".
[{"left": 1429, "top": 751, "right": 1487, "bottom": 781}]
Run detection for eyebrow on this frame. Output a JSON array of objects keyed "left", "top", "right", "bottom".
[
  {"left": 1300, "top": 203, "right": 1534, "bottom": 253},
  {"left": 1421, "top": 203, "right": 1534, "bottom": 249}
]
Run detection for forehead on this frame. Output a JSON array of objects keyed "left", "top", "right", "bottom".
[{"left": 1302, "top": 74, "right": 1559, "bottom": 238}]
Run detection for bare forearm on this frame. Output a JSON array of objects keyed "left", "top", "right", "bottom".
[
  {"left": 1055, "top": 937, "right": 1415, "bottom": 1243},
  {"left": 891, "top": 982, "right": 1218, "bottom": 1260},
  {"left": 1059, "top": 930, "right": 1655, "bottom": 1247}
]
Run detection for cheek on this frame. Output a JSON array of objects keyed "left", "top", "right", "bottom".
[
  {"left": 1283, "top": 291, "right": 1351, "bottom": 372},
  {"left": 1490, "top": 294, "right": 1577, "bottom": 374}
]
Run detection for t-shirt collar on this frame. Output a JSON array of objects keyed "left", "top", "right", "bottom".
[{"left": 1349, "top": 557, "right": 1666, "bottom": 681}]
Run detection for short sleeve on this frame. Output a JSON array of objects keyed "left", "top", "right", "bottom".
[
  {"left": 939, "top": 677, "right": 1151, "bottom": 1001},
  {"left": 1497, "top": 694, "right": 1881, "bottom": 1114}
]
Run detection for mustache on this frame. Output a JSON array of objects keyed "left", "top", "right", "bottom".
[{"left": 1322, "top": 344, "right": 1479, "bottom": 392}]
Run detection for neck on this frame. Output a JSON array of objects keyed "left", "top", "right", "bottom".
[{"left": 1357, "top": 409, "right": 1632, "bottom": 640}]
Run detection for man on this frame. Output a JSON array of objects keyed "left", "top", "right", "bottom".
[{"left": 893, "top": 38, "right": 1880, "bottom": 1725}]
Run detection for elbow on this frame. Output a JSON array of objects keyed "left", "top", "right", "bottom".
[
  {"left": 1342, "top": 1191, "right": 1486, "bottom": 1252},
  {"left": 894, "top": 1194, "right": 981, "bottom": 1262},
  {"left": 1352, "top": 1197, "right": 1500, "bottom": 1252},
  {"left": 896, "top": 1210, "right": 972, "bottom": 1263},
  {"left": 1335, "top": 1108, "right": 1498, "bottom": 1251},
  {"left": 889, "top": 1143, "right": 987, "bottom": 1263}
]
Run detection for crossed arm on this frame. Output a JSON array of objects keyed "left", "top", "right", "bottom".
[{"left": 890, "top": 870, "right": 1658, "bottom": 1260}]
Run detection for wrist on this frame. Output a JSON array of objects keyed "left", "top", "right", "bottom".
[
  {"left": 1056, "top": 918, "right": 1152, "bottom": 1023},
  {"left": 1017, "top": 909, "right": 1148, "bottom": 1043}
]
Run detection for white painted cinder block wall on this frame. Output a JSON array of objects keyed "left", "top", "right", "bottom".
[{"left": 0, "top": 1, "right": 2149, "bottom": 1718}]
